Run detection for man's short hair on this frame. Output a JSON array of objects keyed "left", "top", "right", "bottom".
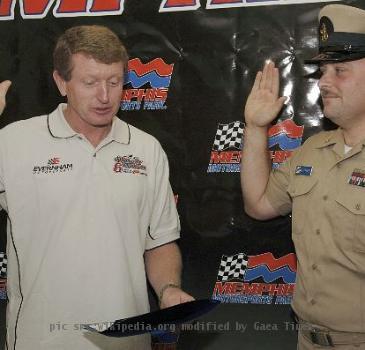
[{"left": 53, "top": 25, "right": 129, "bottom": 81}]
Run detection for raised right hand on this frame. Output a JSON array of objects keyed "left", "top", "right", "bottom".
[
  {"left": 0, "top": 80, "right": 12, "bottom": 115},
  {"left": 244, "top": 61, "right": 286, "bottom": 128}
]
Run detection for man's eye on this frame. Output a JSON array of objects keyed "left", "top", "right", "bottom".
[
  {"left": 109, "top": 81, "right": 120, "bottom": 87},
  {"left": 84, "top": 80, "right": 95, "bottom": 86},
  {"left": 335, "top": 67, "right": 345, "bottom": 73}
]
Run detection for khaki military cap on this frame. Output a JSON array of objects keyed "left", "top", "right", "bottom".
[{"left": 306, "top": 4, "right": 365, "bottom": 63}]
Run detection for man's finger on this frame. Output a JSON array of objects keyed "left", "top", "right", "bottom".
[
  {"left": 0, "top": 80, "right": 12, "bottom": 115},
  {"left": 251, "top": 71, "right": 263, "bottom": 92},
  {"left": 0, "top": 80, "right": 12, "bottom": 98},
  {"left": 271, "top": 67, "right": 280, "bottom": 97},
  {"left": 260, "top": 62, "right": 269, "bottom": 90},
  {"left": 273, "top": 96, "right": 288, "bottom": 116}
]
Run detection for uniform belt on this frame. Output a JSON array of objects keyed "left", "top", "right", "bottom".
[{"left": 299, "top": 320, "right": 365, "bottom": 347}]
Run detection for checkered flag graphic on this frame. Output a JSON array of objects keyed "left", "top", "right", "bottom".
[
  {"left": 217, "top": 253, "right": 248, "bottom": 282},
  {"left": 0, "top": 252, "right": 7, "bottom": 278},
  {"left": 212, "top": 121, "right": 244, "bottom": 151}
]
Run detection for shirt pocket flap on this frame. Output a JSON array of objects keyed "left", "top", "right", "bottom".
[
  {"left": 288, "top": 176, "right": 318, "bottom": 197},
  {"left": 335, "top": 188, "right": 365, "bottom": 253},
  {"left": 335, "top": 191, "right": 365, "bottom": 215}
]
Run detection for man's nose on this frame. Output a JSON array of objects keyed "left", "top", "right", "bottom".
[
  {"left": 97, "top": 82, "right": 110, "bottom": 103},
  {"left": 318, "top": 69, "right": 332, "bottom": 88}
]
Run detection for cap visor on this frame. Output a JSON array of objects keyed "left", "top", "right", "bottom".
[{"left": 305, "top": 51, "right": 365, "bottom": 64}]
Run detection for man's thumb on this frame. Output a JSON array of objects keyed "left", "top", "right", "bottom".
[{"left": 0, "top": 80, "right": 12, "bottom": 97}]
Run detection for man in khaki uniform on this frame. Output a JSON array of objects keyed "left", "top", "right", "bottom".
[{"left": 241, "top": 4, "right": 365, "bottom": 350}]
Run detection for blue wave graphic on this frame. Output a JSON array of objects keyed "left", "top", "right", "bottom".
[
  {"left": 244, "top": 266, "right": 296, "bottom": 283},
  {"left": 124, "top": 71, "right": 172, "bottom": 89},
  {"left": 268, "top": 134, "right": 302, "bottom": 151}
]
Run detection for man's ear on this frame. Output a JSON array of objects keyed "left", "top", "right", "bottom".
[{"left": 53, "top": 70, "right": 67, "bottom": 97}]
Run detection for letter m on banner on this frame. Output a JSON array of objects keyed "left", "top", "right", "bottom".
[
  {"left": 159, "top": 0, "right": 200, "bottom": 12},
  {"left": 0, "top": 0, "right": 125, "bottom": 20}
]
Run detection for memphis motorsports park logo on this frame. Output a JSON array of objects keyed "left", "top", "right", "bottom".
[
  {"left": 33, "top": 157, "right": 73, "bottom": 174},
  {"left": 0, "top": 252, "right": 7, "bottom": 300},
  {"left": 212, "top": 252, "right": 296, "bottom": 305},
  {"left": 121, "top": 58, "right": 174, "bottom": 111},
  {"left": 207, "top": 119, "right": 304, "bottom": 173},
  {"left": 268, "top": 119, "right": 304, "bottom": 169}
]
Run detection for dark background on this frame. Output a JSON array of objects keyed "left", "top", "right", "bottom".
[{"left": 0, "top": 0, "right": 359, "bottom": 348}]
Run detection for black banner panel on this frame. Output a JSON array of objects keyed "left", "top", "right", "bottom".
[{"left": 0, "top": 0, "right": 358, "bottom": 349}]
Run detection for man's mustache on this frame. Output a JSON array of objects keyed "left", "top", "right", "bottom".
[{"left": 320, "top": 87, "right": 339, "bottom": 98}]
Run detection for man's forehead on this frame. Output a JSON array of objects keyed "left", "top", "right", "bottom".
[
  {"left": 319, "top": 61, "right": 349, "bottom": 67},
  {"left": 71, "top": 52, "right": 124, "bottom": 66},
  {"left": 69, "top": 53, "right": 124, "bottom": 74},
  {"left": 319, "top": 57, "right": 365, "bottom": 70}
]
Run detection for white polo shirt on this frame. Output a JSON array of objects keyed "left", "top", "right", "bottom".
[{"left": 1, "top": 104, "right": 180, "bottom": 350}]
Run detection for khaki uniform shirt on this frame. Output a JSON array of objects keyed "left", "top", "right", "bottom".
[{"left": 266, "top": 128, "right": 365, "bottom": 332}]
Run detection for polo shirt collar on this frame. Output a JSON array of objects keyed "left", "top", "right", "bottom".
[
  {"left": 48, "top": 103, "right": 78, "bottom": 139},
  {"left": 108, "top": 116, "right": 131, "bottom": 145},
  {"left": 48, "top": 103, "right": 130, "bottom": 145}
]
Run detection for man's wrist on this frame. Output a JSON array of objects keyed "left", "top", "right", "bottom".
[
  {"left": 158, "top": 283, "right": 181, "bottom": 305},
  {"left": 244, "top": 123, "right": 269, "bottom": 132}
]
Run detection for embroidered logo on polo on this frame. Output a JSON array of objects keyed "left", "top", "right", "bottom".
[
  {"left": 113, "top": 155, "right": 147, "bottom": 176},
  {"left": 348, "top": 169, "right": 365, "bottom": 187},
  {"left": 33, "top": 157, "right": 73, "bottom": 174}
]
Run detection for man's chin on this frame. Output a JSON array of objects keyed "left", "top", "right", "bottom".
[
  {"left": 91, "top": 120, "right": 113, "bottom": 128},
  {"left": 323, "top": 111, "right": 342, "bottom": 127},
  {"left": 90, "top": 112, "right": 115, "bottom": 127}
]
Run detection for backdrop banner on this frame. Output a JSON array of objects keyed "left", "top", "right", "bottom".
[{"left": 0, "top": 0, "right": 356, "bottom": 349}]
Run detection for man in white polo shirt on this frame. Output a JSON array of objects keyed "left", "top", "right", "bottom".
[{"left": 0, "top": 25, "right": 193, "bottom": 350}]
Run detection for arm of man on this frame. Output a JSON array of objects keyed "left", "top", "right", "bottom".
[
  {"left": 144, "top": 242, "right": 194, "bottom": 309},
  {"left": 0, "top": 80, "right": 11, "bottom": 115},
  {"left": 241, "top": 62, "right": 286, "bottom": 220}
]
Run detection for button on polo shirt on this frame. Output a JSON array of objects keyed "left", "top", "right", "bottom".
[
  {"left": 266, "top": 128, "right": 365, "bottom": 332},
  {"left": 1, "top": 104, "right": 180, "bottom": 350}
]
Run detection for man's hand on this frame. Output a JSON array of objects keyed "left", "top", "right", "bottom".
[
  {"left": 145, "top": 242, "right": 195, "bottom": 310},
  {"left": 240, "top": 61, "right": 283, "bottom": 221},
  {"left": 244, "top": 61, "right": 286, "bottom": 128},
  {"left": 159, "top": 285, "right": 195, "bottom": 309},
  {"left": 0, "top": 80, "right": 11, "bottom": 115}
]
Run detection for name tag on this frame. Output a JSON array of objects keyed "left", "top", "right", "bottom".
[
  {"left": 295, "top": 165, "right": 313, "bottom": 176},
  {"left": 348, "top": 169, "right": 365, "bottom": 187}
]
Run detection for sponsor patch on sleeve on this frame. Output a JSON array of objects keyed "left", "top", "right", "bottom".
[{"left": 294, "top": 165, "right": 312, "bottom": 176}]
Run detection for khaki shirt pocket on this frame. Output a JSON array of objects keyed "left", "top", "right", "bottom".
[
  {"left": 335, "top": 193, "right": 365, "bottom": 253},
  {"left": 288, "top": 176, "right": 318, "bottom": 235}
]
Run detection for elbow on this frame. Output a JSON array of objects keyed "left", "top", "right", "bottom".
[
  {"left": 244, "top": 204, "right": 264, "bottom": 220},
  {"left": 244, "top": 203, "right": 276, "bottom": 221}
]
